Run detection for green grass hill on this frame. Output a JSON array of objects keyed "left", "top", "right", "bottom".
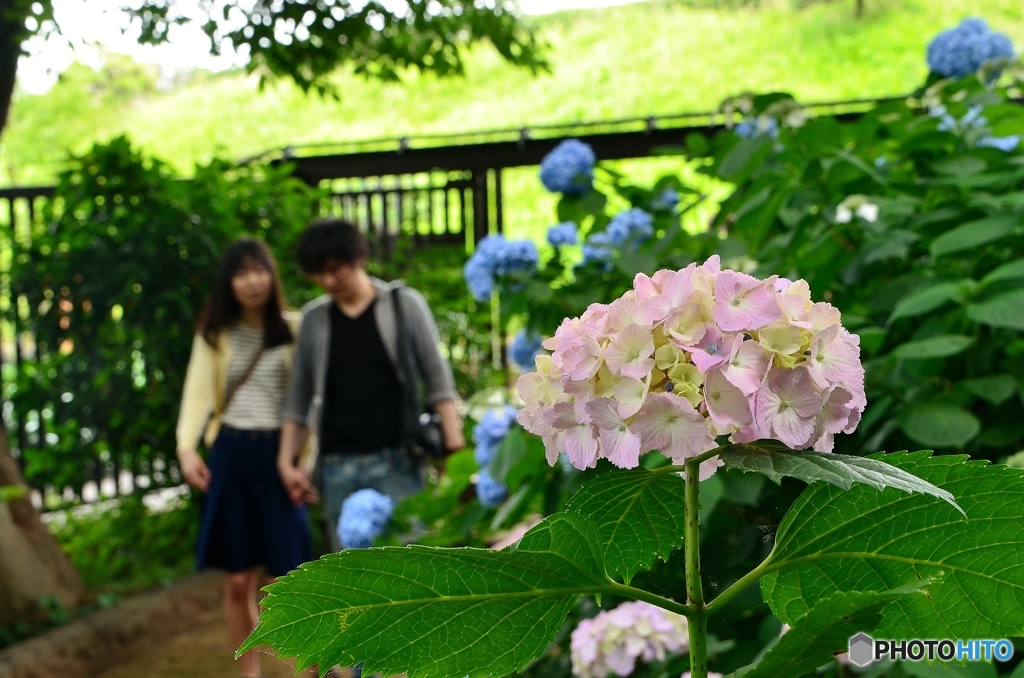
[{"left": 3, "top": 0, "right": 1023, "bottom": 237}]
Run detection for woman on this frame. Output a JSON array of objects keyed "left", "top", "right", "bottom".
[{"left": 176, "top": 238, "right": 311, "bottom": 678}]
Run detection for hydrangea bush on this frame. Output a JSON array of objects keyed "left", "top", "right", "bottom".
[
  {"left": 243, "top": 20, "right": 1024, "bottom": 678},
  {"left": 691, "top": 34, "right": 1024, "bottom": 464},
  {"left": 247, "top": 260, "right": 1024, "bottom": 678}
]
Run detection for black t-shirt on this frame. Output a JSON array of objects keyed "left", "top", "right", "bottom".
[{"left": 320, "top": 299, "right": 403, "bottom": 454}]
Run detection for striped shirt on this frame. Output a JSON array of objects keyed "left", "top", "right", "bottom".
[{"left": 221, "top": 324, "right": 289, "bottom": 431}]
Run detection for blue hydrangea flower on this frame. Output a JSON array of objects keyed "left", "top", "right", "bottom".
[
  {"left": 472, "top": 406, "right": 519, "bottom": 467},
  {"left": 510, "top": 329, "right": 544, "bottom": 371},
  {"left": 547, "top": 222, "right": 579, "bottom": 247},
  {"left": 977, "top": 134, "right": 1020, "bottom": 152},
  {"left": 496, "top": 240, "right": 539, "bottom": 276},
  {"left": 735, "top": 117, "right": 779, "bottom": 140},
  {"left": 476, "top": 469, "right": 509, "bottom": 508},
  {"left": 606, "top": 208, "right": 654, "bottom": 247},
  {"left": 337, "top": 488, "right": 394, "bottom": 549},
  {"left": 927, "top": 18, "right": 1016, "bottom": 78},
  {"left": 540, "top": 139, "right": 596, "bottom": 196},
  {"left": 649, "top": 188, "right": 680, "bottom": 212},
  {"left": 463, "top": 256, "right": 495, "bottom": 301},
  {"left": 580, "top": 231, "right": 614, "bottom": 266},
  {"left": 463, "top": 235, "right": 539, "bottom": 302}
]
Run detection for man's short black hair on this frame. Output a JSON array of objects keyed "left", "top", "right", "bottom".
[{"left": 297, "top": 218, "right": 370, "bottom": 273}]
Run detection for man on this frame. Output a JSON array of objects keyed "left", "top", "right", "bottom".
[{"left": 277, "top": 218, "right": 465, "bottom": 552}]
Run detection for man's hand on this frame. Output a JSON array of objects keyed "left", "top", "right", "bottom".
[
  {"left": 435, "top": 399, "right": 466, "bottom": 452},
  {"left": 178, "top": 449, "right": 211, "bottom": 493},
  {"left": 443, "top": 426, "right": 466, "bottom": 453},
  {"left": 278, "top": 461, "right": 319, "bottom": 506}
]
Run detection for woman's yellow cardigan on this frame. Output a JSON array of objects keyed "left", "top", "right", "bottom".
[{"left": 175, "top": 314, "right": 302, "bottom": 455}]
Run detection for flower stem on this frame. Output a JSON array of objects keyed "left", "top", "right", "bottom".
[{"left": 684, "top": 458, "right": 709, "bottom": 678}]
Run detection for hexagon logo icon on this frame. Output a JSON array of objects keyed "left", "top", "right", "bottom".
[{"left": 848, "top": 632, "right": 875, "bottom": 667}]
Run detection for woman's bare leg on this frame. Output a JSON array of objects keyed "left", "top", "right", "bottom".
[{"left": 226, "top": 569, "right": 261, "bottom": 677}]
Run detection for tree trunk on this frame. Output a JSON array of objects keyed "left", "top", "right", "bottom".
[
  {"left": 855, "top": 0, "right": 865, "bottom": 17},
  {"left": 0, "top": 423, "right": 83, "bottom": 629},
  {"left": 0, "top": 5, "right": 24, "bottom": 139}
]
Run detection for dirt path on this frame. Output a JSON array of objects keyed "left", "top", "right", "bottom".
[{"left": 95, "top": 604, "right": 311, "bottom": 678}]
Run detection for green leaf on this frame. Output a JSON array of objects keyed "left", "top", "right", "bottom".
[
  {"left": 729, "top": 580, "right": 936, "bottom": 678},
  {"left": 719, "top": 442, "right": 961, "bottom": 513},
  {"left": 980, "top": 258, "right": 1024, "bottom": 286},
  {"left": 488, "top": 427, "right": 528, "bottom": 484},
  {"left": 903, "top": 662, "right": 998, "bottom": 678},
  {"left": 863, "top": 230, "right": 918, "bottom": 264},
  {"left": 855, "top": 327, "right": 886, "bottom": 356},
  {"left": 931, "top": 156, "right": 987, "bottom": 176},
  {"left": 565, "top": 468, "right": 687, "bottom": 581},
  {"left": 929, "top": 215, "right": 1018, "bottom": 258},
  {"left": 761, "top": 452, "right": 1024, "bottom": 640},
  {"left": 900, "top": 404, "right": 980, "bottom": 447},
  {"left": 719, "top": 136, "right": 772, "bottom": 179},
  {"left": 892, "top": 335, "right": 973, "bottom": 360},
  {"left": 967, "top": 289, "right": 1024, "bottom": 330},
  {"left": 961, "top": 374, "right": 1018, "bottom": 405},
  {"left": 240, "top": 513, "right": 611, "bottom": 678},
  {"left": 888, "top": 282, "right": 963, "bottom": 323}
]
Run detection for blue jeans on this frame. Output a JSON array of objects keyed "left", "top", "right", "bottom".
[{"left": 319, "top": 447, "right": 424, "bottom": 553}]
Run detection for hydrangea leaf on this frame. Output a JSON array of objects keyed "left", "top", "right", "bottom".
[
  {"left": 240, "top": 513, "right": 611, "bottom": 678},
  {"left": 929, "top": 214, "right": 1017, "bottom": 258},
  {"left": 729, "top": 579, "right": 938, "bottom": 678},
  {"left": 719, "top": 442, "right": 962, "bottom": 513},
  {"left": 899, "top": 404, "right": 980, "bottom": 448},
  {"left": 892, "top": 334, "right": 974, "bottom": 360},
  {"left": 760, "top": 452, "right": 1024, "bottom": 640},
  {"left": 888, "top": 281, "right": 964, "bottom": 323},
  {"left": 968, "top": 289, "right": 1024, "bottom": 331},
  {"left": 565, "top": 467, "right": 688, "bottom": 581}
]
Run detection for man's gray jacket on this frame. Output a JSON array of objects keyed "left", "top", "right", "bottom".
[{"left": 282, "top": 277, "right": 458, "bottom": 461}]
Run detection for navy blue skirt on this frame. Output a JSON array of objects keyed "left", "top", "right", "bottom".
[{"left": 196, "top": 427, "right": 311, "bottom": 576}]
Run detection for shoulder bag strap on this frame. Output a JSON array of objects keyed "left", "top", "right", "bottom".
[
  {"left": 218, "top": 343, "right": 266, "bottom": 416},
  {"left": 391, "top": 285, "right": 421, "bottom": 415}
]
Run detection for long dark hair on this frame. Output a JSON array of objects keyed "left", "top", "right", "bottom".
[{"left": 196, "top": 238, "right": 293, "bottom": 348}]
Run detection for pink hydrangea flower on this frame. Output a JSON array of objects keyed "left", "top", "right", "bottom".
[
  {"left": 570, "top": 601, "right": 689, "bottom": 678},
  {"left": 516, "top": 256, "right": 866, "bottom": 477}
]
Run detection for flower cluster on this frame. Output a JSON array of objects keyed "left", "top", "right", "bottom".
[
  {"left": 735, "top": 116, "right": 779, "bottom": 140},
  {"left": 931, "top": 104, "right": 1021, "bottom": 152},
  {"left": 540, "top": 139, "right": 597, "bottom": 196},
  {"left": 463, "top": 235, "right": 540, "bottom": 302},
  {"left": 927, "top": 18, "right": 1015, "bottom": 79},
  {"left": 476, "top": 470, "right": 509, "bottom": 508},
  {"left": 570, "top": 601, "right": 689, "bottom": 678},
  {"left": 517, "top": 256, "right": 866, "bottom": 479},
  {"left": 337, "top": 488, "right": 394, "bottom": 549},
  {"left": 649, "top": 187, "right": 680, "bottom": 212},
  {"left": 835, "top": 195, "right": 879, "bottom": 224},
  {"left": 581, "top": 208, "right": 655, "bottom": 267},
  {"left": 474, "top": 406, "right": 519, "bottom": 507},
  {"left": 548, "top": 221, "right": 580, "bottom": 247},
  {"left": 510, "top": 329, "right": 545, "bottom": 371}
]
